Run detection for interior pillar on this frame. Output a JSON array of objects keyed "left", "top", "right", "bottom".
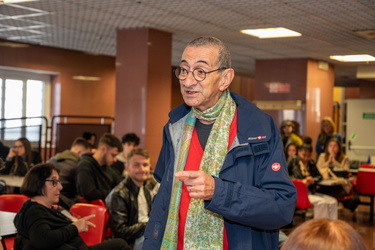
[{"left": 115, "top": 28, "right": 172, "bottom": 166}]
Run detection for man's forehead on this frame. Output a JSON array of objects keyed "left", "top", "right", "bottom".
[
  {"left": 108, "top": 147, "right": 119, "bottom": 154},
  {"left": 181, "top": 46, "right": 219, "bottom": 65},
  {"left": 130, "top": 154, "right": 150, "bottom": 161}
]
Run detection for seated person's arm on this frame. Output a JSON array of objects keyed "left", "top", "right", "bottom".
[
  {"left": 28, "top": 218, "right": 78, "bottom": 249},
  {"left": 0, "top": 158, "right": 13, "bottom": 174}
]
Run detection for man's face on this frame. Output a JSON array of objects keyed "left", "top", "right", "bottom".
[
  {"left": 103, "top": 146, "right": 119, "bottom": 166},
  {"left": 179, "top": 46, "right": 227, "bottom": 112},
  {"left": 126, "top": 154, "right": 150, "bottom": 186}
]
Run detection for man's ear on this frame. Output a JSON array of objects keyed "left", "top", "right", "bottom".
[
  {"left": 99, "top": 145, "right": 107, "bottom": 154},
  {"left": 219, "top": 68, "right": 235, "bottom": 91}
]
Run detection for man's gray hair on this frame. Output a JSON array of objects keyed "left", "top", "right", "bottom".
[{"left": 187, "top": 36, "right": 231, "bottom": 69}]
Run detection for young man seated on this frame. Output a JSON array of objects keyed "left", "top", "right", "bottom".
[{"left": 106, "top": 148, "right": 153, "bottom": 249}]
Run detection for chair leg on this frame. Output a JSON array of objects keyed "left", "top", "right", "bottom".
[{"left": 370, "top": 196, "right": 374, "bottom": 223}]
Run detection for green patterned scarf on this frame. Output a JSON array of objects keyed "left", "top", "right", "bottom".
[{"left": 161, "top": 89, "right": 236, "bottom": 249}]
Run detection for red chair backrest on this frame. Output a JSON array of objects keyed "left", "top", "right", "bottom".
[
  {"left": 70, "top": 203, "right": 107, "bottom": 246},
  {"left": 360, "top": 163, "right": 375, "bottom": 169},
  {"left": 89, "top": 199, "right": 111, "bottom": 238},
  {"left": 0, "top": 194, "right": 29, "bottom": 213},
  {"left": 90, "top": 199, "right": 106, "bottom": 207},
  {"left": 356, "top": 168, "right": 375, "bottom": 195},
  {"left": 292, "top": 180, "right": 314, "bottom": 210}
]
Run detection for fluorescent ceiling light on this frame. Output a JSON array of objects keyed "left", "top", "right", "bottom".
[
  {"left": 0, "top": 42, "right": 29, "bottom": 48},
  {"left": 1, "top": 0, "right": 37, "bottom": 3},
  {"left": 241, "top": 27, "right": 301, "bottom": 38},
  {"left": 330, "top": 54, "right": 375, "bottom": 62},
  {"left": 72, "top": 76, "right": 101, "bottom": 81}
]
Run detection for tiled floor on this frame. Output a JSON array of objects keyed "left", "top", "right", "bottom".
[{"left": 281, "top": 196, "right": 375, "bottom": 249}]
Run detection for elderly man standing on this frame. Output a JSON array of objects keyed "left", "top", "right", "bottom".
[{"left": 143, "top": 37, "right": 296, "bottom": 250}]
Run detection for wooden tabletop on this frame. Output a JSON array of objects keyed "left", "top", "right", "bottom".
[{"left": 0, "top": 175, "right": 24, "bottom": 188}]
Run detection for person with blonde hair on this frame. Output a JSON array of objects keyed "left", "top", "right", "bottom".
[
  {"left": 280, "top": 120, "right": 303, "bottom": 149},
  {"left": 281, "top": 218, "right": 366, "bottom": 250},
  {"left": 315, "top": 117, "right": 342, "bottom": 158}
]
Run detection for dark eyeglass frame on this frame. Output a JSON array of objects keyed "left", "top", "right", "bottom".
[
  {"left": 174, "top": 67, "right": 227, "bottom": 82},
  {"left": 45, "top": 179, "right": 61, "bottom": 187}
]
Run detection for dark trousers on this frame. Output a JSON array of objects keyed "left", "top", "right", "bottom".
[{"left": 89, "top": 239, "right": 130, "bottom": 250}]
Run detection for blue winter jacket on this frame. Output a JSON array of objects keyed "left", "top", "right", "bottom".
[{"left": 143, "top": 93, "right": 297, "bottom": 250}]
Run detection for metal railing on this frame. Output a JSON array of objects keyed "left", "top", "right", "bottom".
[{"left": 0, "top": 115, "right": 114, "bottom": 161}]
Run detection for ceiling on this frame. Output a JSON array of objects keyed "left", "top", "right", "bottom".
[{"left": 0, "top": 0, "right": 375, "bottom": 84}]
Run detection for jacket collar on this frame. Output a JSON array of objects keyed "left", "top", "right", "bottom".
[{"left": 168, "top": 92, "right": 273, "bottom": 145}]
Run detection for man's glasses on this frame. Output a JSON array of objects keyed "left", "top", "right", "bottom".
[
  {"left": 45, "top": 179, "right": 61, "bottom": 187},
  {"left": 174, "top": 67, "right": 227, "bottom": 82}
]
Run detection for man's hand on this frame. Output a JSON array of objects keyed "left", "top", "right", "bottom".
[{"left": 175, "top": 171, "right": 215, "bottom": 200}]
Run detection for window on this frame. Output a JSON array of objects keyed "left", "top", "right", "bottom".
[{"left": 0, "top": 67, "right": 51, "bottom": 142}]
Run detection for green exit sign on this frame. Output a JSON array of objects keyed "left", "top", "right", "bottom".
[{"left": 363, "top": 113, "right": 375, "bottom": 119}]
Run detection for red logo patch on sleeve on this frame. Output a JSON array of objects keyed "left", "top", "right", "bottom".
[{"left": 271, "top": 163, "right": 281, "bottom": 171}]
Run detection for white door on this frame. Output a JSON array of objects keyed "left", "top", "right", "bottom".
[{"left": 346, "top": 99, "right": 375, "bottom": 163}]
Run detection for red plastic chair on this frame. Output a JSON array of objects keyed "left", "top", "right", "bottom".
[
  {"left": 360, "top": 163, "right": 375, "bottom": 169},
  {"left": 90, "top": 199, "right": 106, "bottom": 207},
  {"left": 292, "top": 180, "right": 314, "bottom": 219},
  {"left": 356, "top": 168, "right": 375, "bottom": 222},
  {"left": 0, "top": 194, "right": 29, "bottom": 213},
  {"left": 70, "top": 203, "right": 108, "bottom": 246},
  {"left": 88, "top": 200, "right": 112, "bottom": 239},
  {"left": 0, "top": 194, "right": 29, "bottom": 250}
]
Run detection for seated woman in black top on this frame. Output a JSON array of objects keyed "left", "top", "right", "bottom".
[
  {"left": 14, "top": 163, "right": 128, "bottom": 250},
  {"left": 0, "top": 137, "right": 42, "bottom": 176}
]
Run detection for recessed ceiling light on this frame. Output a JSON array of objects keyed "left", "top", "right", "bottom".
[
  {"left": 329, "top": 54, "right": 375, "bottom": 62},
  {"left": 240, "top": 27, "right": 301, "bottom": 38}
]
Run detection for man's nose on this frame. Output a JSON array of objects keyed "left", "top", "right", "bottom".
[{"left": 181, "top": 73, "right": 198, "bottom": 87}]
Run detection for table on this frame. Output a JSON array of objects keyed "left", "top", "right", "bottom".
[
  {"left": 0, "top": 211, "right": 17, "bottom": 237},
  {"left": 0, "top": 175, "right": 24, "bottom": 188}
]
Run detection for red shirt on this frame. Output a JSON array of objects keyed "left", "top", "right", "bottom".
[{"left": 177, "top": 111, "right": 238, "bottom": 250}]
